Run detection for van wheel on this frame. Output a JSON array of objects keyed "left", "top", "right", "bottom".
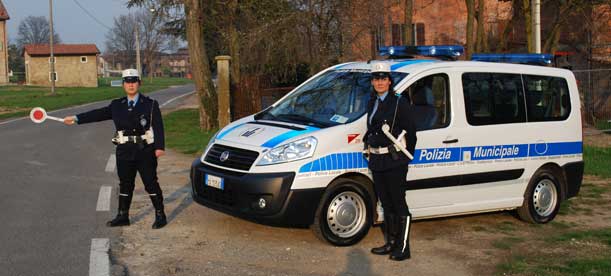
[
  {"left": 517, "top": 168, "right": 562, "bottom": 223},
  {"left": 311, "top": 178, "right": 373, "bottom": 246}
]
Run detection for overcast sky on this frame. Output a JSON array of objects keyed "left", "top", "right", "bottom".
[{"left": 3, "top": 0, "right": 139, "bottom": 52}]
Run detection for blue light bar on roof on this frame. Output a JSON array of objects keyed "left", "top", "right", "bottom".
[
  {"left": 379, "top": 45, "right": 464, "bottom": 58},
  {"left": 471, "top": 53, "right": 553, "bottom": 65}
]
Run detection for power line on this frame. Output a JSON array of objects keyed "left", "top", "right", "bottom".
[{"left": 72, "top": 0, "right": 112, "bottom": 30}]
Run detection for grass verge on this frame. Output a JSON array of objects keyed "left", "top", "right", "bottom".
[
  {"left": 0, "top": 77, "right": 192, "bottom": 120},
  {"left": 495, "top": 176, "right": 611, "bottom": 276},
  {"left": 496, "top": 228, "right": 611, "bottom": 276},
  {"left": 163, "top": 108, "right": 217, "bottom": 155},
  {"left": 583, "top": 146, "right": 611, "bottom": 179}
]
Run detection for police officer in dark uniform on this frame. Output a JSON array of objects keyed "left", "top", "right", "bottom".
[
  {"left": 63, "top": 69, "right": 167, "bottom": 229},
  {"left": 364, "top": 62, "right": 417, "bottom": 261}
]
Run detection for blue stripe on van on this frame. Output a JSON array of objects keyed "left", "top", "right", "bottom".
[
  {"left": 297, "top": 141, "right": 582, "bottom": 173},
  {"left": 260, "top": 126, "right": 319, "bottom": 148},
  {"left": 216, "top": 123, "right": 246, "bottom": 139},
  {"left": 529, "top": 141, "right": 582, "bottom": 157},
  {"left": 390, "top": 60, "right": 435, "bottom": 71},
  {"left": 300, "top": 152, "right": 368, "bottom": 173}
]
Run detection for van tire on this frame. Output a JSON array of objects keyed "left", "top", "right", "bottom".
[
  {"left": 517, "top": 168, "right": 562, "bottom": 224},
  {"left": 311, "top": 178, "right": 373, "bottom": 246}
]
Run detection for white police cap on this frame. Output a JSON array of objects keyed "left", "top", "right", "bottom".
[
  {"left": 371, "top": 62, "right": 391, "bottom": 78},
  {"left": 122, "top": 69, "right": 140, "bottom": 79}
]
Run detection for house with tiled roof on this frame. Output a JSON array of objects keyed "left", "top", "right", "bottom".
[
  {"left": 23, "top": 44, "right": 100, "bottom": 87},
  {"left": 0, "top": 0, "right": 10, "bottom": 84}
]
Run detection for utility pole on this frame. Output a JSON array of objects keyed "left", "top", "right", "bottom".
[
  {"left": 532, "top": 0, "right": 541, "bottom": 53},
  {"left": 49, "top": 0, "right": 56, "bottom": 94},
  {"left": 135, "top": 27, "right": 142, "bottom": 78}
]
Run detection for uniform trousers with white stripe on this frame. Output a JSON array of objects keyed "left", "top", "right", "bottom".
[
  {"left": 116, "top": 149, "right": 163, "bottom": 210},
  {"left": 371, "top": 166, "right": 410, "bottom": 217}
]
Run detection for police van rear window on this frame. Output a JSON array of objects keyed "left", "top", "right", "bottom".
[
  {"left": 523, "top": 75, "right": 571, "bottom": 122},
  {"left": 462, "top": 73, "right": 571, "bottom": 125}
]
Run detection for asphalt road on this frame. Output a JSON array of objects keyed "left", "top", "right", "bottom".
[{"left": 0, "top": 84, "right": 194, "bottom": 276}]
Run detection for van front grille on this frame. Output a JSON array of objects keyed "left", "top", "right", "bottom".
[{"left": 204, "top": 144, "right": 259, "bottom": 171}]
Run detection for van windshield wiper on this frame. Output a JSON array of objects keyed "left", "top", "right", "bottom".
[{"left": 275, "top": 113, "right": 331, "bottom": 128}]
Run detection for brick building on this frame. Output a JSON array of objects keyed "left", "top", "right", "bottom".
[
  {"left": 349, "top": 0, "right": 512, "bottom": 60},
  {"left": 348, "top": 0, "right": 611, "bottom": 65},
  {"left": 23, "top": 44, "right": 100, "bottom": 87},
  {"left": 0, "top": 1, "right": 9, "bottom": 84}
]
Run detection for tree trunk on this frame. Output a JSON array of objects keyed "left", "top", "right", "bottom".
[
  {"left": 465, "top": 0, "right": 475, "bottom": 59},
  {"left": 228, "top": 0, "right": 241, "bottom": 121},
  {"left": 404, "top": 0, "right": 413, "bottom": 45},
  {"left": 184, "top": 0, "right": 218, "bottom": 130},
  {"left": 475, "top": 0, "right": 488, "bottom": 52},
  {"left": 497, "top": 0, "right": 520, "bottom": 52},
  {"left": 522, "top": 0, "right": 533, "bottom": 52},
  {"left": 543, "top": 1, "right": 574, "bottom": 53}
]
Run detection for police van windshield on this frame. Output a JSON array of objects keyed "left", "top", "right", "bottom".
[{"left": 256, "top": 70, "right": 408, "bottom": 128}]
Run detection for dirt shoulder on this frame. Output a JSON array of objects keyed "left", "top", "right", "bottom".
[{"left": 110, "top": 110, "right": 611, "bottom": 275}]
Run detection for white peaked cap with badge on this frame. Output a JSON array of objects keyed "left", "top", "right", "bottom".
[
  {"left": 371, "top": 62, "right": 390, "bottom": 73},
  {"left": 122, "top": 68, "right": 140, "bottom": 78}
]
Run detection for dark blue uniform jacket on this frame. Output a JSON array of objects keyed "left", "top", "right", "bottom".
[
  {"left": 364, "top": 92, "right": 417, "bottom": 172},
  {"left": 76, "top": 94, "right": 165, "bottom": 160}
]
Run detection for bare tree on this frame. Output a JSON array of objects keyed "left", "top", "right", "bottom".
[
  {"left": 105, "top": 14, "right": 138, "bottom": 69},
  {"left": 184, "top": 0, "right": 218, "bottom": 130},
  {"left": 404, "top": 0, "right": 414, "bottom": 46},
  {"left": 17, "top": 15, "right": 61, "bottom": 47},
  {"left": 465, "top": 0, "right": 476, "bottom": 58},
  {"left": 497, "top": 0, "right": 519, "bottom": 52},
  {"left": 135, "top": 9, "right": 170, "bottom": 80},
  {"left": 475, "top": 0, "right": 488, "bottom": 52},
  {"left": 128, "top": 0, "right": 217, "bottom": 130},
  {"left": 522, "top": 0, "right": 533, "bottom": 52},
  {"left": 105, "top": 10, "right": 171, "bottom": 79}
]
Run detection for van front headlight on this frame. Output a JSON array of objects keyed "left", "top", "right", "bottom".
[{"left": 257, "top": 136, "right": 317, "bottom": 166}]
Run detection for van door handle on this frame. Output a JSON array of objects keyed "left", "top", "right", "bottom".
[{"left": 443, "top": 139, "right": 459, "bottom": 144}]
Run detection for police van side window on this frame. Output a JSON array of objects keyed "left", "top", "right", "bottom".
[
  {"left": 405, "top": 73, "right": 450, "bottom": 130},
  {"left": 523, "top": 75, "right": 571, "bottom": 121},
  {"left": 462, "top": 73, "right": 526, "bottom": 126}
]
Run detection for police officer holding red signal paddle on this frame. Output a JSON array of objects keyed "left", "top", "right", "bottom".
[{"left": 63, "top": 69, "right": 167, "bottom": 229}]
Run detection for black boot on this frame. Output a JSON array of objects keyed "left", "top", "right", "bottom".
[
  {"left": 390, "top": 215, "right": 411, "bottom": 261},
  {"left": 150, "top": 194, "right": 167, "bottom": 229},
  {"left": 106, "top": 195, "right": 131, "bottom": 227},
  {"left": 371, "top": 214, "right": 396, "bottom": 255},
  {"left": 152, "top": 210, "right": 167, "bottom": 229}
]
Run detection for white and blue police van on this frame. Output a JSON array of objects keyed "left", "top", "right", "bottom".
[{"left": 190, "top": 45, "right": 584, "bottom": 246}]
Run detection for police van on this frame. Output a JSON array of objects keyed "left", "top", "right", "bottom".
[{"left": 190, "top": 45, "right": 584, "bottom": 246}]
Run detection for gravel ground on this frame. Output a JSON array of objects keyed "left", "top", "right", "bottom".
[{"left": 109, "top": 97, "right": 610, "bottom": 276}]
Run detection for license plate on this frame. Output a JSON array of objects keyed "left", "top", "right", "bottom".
[{"left": 205, "top": 174, "right": 224, "bottom": 190}]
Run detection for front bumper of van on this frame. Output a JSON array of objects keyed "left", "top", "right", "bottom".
[{"left": 190, "top": 159, "right": 324, "bottom": 226}]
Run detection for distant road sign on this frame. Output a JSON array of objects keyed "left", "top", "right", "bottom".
[{"left": 110, "top": 80, "right": 123, "bottom": 87}]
